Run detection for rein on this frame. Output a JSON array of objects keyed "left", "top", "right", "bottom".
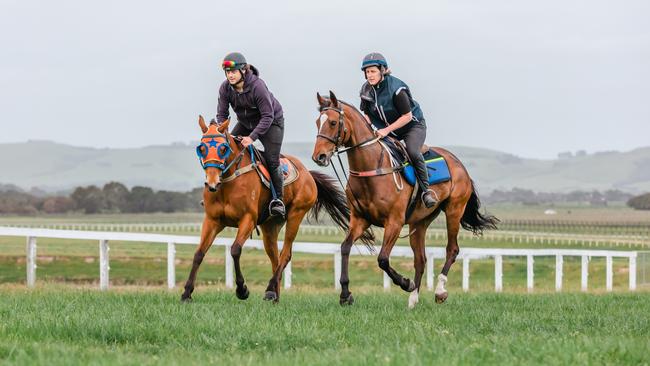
[{"left": 316, "top": 105, "right": 403, "bottom": 189}]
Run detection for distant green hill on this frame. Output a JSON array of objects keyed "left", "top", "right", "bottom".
[{"left": 2, "top": 141, "right": 649, "bottom": 193}]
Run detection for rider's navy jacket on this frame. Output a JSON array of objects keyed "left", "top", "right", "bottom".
[{"left": 359, "top": 74, "right": 425, "bottom": 137}]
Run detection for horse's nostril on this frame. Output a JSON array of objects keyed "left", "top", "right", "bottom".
[{"left": 318, "top": 154, "right": 327, "bottom": 163}]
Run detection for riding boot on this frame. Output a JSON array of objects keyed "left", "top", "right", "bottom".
[
  {"left": 411, "top": 153, "right": 437, "bottom": 208},
  {"left": 268, "top": 167, "right": 285, "bottom": 217}
]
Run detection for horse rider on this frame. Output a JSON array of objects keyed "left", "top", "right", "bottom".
[
  {"left": 359, "top": 52, "right": 437, "bottom": 208},
  {"left": 216, "top": 52, "right": 286, "bottom": 217}
]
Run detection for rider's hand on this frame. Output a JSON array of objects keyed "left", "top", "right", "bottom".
[
  {"left": 376, "top": 128, "right": 390, "bottom": 138},
  {"left": 241, "top": 136, "right": 254, "bottom": 147}
]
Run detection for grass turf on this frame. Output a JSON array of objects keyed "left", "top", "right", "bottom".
[{"left": 0, "top": 287, "right": 649, "bottom": 365}]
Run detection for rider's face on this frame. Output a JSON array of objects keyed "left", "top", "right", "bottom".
[
  {"left": 226, "top": 69, "right": 243, "bottom": 85},
  {"left": 365, "top": 66, "right": 382, "bottom": 86}
]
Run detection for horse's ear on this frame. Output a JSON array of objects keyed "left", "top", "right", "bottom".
[
  {"left": 217, "top": 119, "right": 230, "bottom": 132},
  {"left": 198, "top": 115, "right": 208, "bottom": 133},
  {"left": 329, "top": 90, "right": 338, "bottom": 108},
  {"left": 317, "top": 92, "right": 327, "bottom": 107}
]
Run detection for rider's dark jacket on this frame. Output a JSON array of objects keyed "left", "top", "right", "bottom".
[
  {"left": 216, "top": 65, "right": 284, "bottom": 141},
  {"left": 359, "top": 74, "right": 424, "bottom": 137}
]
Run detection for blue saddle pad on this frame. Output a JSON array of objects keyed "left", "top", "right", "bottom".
[{"left": 402, "top": 151, "right": 451, "bottom": 186}]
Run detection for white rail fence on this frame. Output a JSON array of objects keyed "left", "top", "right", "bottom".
[
  {"left": 2, "top": 223, "right": 649, "bottom": 248},
  {"left": 0, "top": 227, "right": 639, "bottom": 292}
]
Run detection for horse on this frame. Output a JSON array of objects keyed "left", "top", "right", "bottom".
[
  {"left": 312, "top": 91, "right": 498, "bottom": 308},
  {"left": 181, "top": 115, "right": 372, "bottom": 303}
]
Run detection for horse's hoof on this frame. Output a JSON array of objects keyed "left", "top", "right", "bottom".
[
  {"left": 435, "top": 291, "right": 448, "bottom": 304},
  {"left": 180, "top": 295, "right": 193, "bottom": 303},
  {"left": 339, "top": 293, "right": 355, "bottom": 306},
  {"left": 400, "top": 278, "right": 416, "bottom": 292},
  {"left": 236, "top": 285, "right": 250, "bottom": 300},
  {"left": 263, "top": 291, "right": 278, "bottom": 302}
]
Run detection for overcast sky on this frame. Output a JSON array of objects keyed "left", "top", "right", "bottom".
[{"left": 1, "top": 0, "right": 648, "bottom": 159}]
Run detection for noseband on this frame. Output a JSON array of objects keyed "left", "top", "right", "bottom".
[{"left": 316, "top": 106, "right": 348, "bottom": 148}]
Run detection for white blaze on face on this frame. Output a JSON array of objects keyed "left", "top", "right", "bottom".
[{"left": 319, "top": 113, "right": 329, "bottom": 133}]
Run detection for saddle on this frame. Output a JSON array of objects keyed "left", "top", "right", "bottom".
[
  {"left": 380, "top": 137, "right": 452, "bottom": 186},
  {"left": 254, "top": 151, "right": 300, "bottom": 189},
  {"left": 380, "top": 138, "right": 451, "bottom": 221},
  {"left": 221, "top": 146, "right": 300, "bottom": 188}
]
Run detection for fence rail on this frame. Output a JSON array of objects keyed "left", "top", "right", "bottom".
[
  {"left": 1, "top": 222, "right": 648, "bottom": 248},
  {"left": 0, "top": 227, "right": 639, "bottom": 292}
]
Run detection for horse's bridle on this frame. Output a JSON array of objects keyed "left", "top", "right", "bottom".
[
  {"left": 316, "top": 105, "right": 379, "bottom": 155},
  {"left": 196, "top": 128, "right": 246, "bottom": 176},
  {"left": 316, "top": 106, "right": 348, "bottom": 149}
]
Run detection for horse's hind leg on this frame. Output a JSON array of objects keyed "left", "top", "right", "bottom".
[
  {"left": 260, "top": 221, "right": 280, "bottom": 275},
  {"left": 181, "top": 218, "right": 224, "bottom": 302},
  {"left": 260, "top": 221, "right": 281, "bottom": 302},
  {"left": 435, "top": 201, "right": 467, "bottom": 304},
  {"left": 231, "top": 215, "right": 256, "bottom": 300},
  {"left": 264, "top": 207, "right": 310, "bottom": 302},
  {"left": 378, "top": 221, "right": 416, "bottom": 293}
]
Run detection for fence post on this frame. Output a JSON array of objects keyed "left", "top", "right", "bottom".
[
  {"left": 426, "top": 251, "right": 434, "bottom": 291},
  {"left": 167, "top": 242, "right": 176, "bottom": 289},
  {"left": 334, "top": 251, "right": 341, "bottom": 290},
  {"left": 383, "top": 272, "right": 391, "bottom": 291},
  {"left": 526, "top": 255, "right": 534, "bottom": 292},
  {"left": 225, "top": 245, "right": 234, "bottom": 288},
  {"left": 462, "top": 257, "right": 470, "bottom": 292},
  {"left": 581, "top": 255, "right": 589, "bottom": 292},
  {"left": 606, "top": 255, "right": 613, "bottom": 292},
  {"left": 555, "top": 255, "right": 563, "bottom": 292},
  {"left": 629, "top": 255, "right": 637, "bottom": 291},
  {"left": 26, "top": 236, "right": 37, "bottom": 288},
  {"left": 284, "top": 261, "right": 292, "bottom": 289},
  {"left": 495, "top": 255, "right": 503, "bottom": 292},
  {"left": 99, "top": 239, "right": 109, "bottom": 291}
]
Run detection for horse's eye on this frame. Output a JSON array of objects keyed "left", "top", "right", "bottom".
[
  {"left": 200, "top": 146, "right": 206, "bottom": 154},
  {"left": 329, "top": 120, "right": 337, "bottom": 127},
  {"left": 219, "top": 145, "right": 227, "bottom": 154}
]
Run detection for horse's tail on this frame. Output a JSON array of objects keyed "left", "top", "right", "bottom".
[
  {"left": 461, "top": 180, "right": 500, "bottom": 235},
  {"left": 309, "top": 170, "right": 375, "bottom": 249}
]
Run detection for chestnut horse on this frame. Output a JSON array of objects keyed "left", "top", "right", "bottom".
[
  {"left": 181, "top": 116, "right": 372, "bottom": 302},
  {"left": 312, "top": 91, "right": 498, "bottom": 308}
]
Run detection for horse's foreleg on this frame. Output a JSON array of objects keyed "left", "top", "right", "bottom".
[
  {"left": 378, "top": 221, "right": 415, "bottom": 292},
  {"left": 339, "top": 215, "right": 370, "bottom": 306},
  {"left": 436, "top": 203, "right": 464, "bottom": 304},
  {"left": 231, "top": 215, "right": 256, "bottom": 300},
  {"left": 181, "top": 218, "right": 223, "bottom": 302},
  {"left": 407, "top": 223, "right": 428, "bottom": 309}
]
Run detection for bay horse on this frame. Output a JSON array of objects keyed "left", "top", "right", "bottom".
[
  {"left": 312, "top": 91, "right": 498, "bottom": 308},
  {"left": 181, "top": 115, "right": 373, "bottom": 302}
]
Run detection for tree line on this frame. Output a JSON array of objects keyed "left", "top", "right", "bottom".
[
  {"left": 1, "top": 182, "right": 649, "bottom": 215},
  {"left": 0, "top": 182, "right": 203, "bottom": 215}
]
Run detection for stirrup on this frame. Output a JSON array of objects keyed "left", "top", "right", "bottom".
[
  {"left": 269, "top": 199, "right": 286, "bottom": 217},
  {"left": 421, "top": 189, "right": 438, "bottom": 208}
]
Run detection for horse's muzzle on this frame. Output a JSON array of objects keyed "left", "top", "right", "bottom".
[
  {"left": 205, "top": 182, "right": 221, "bottom": 192},
  {"left": 313, "top": 153, "right": 331, "bottom": 167}
]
